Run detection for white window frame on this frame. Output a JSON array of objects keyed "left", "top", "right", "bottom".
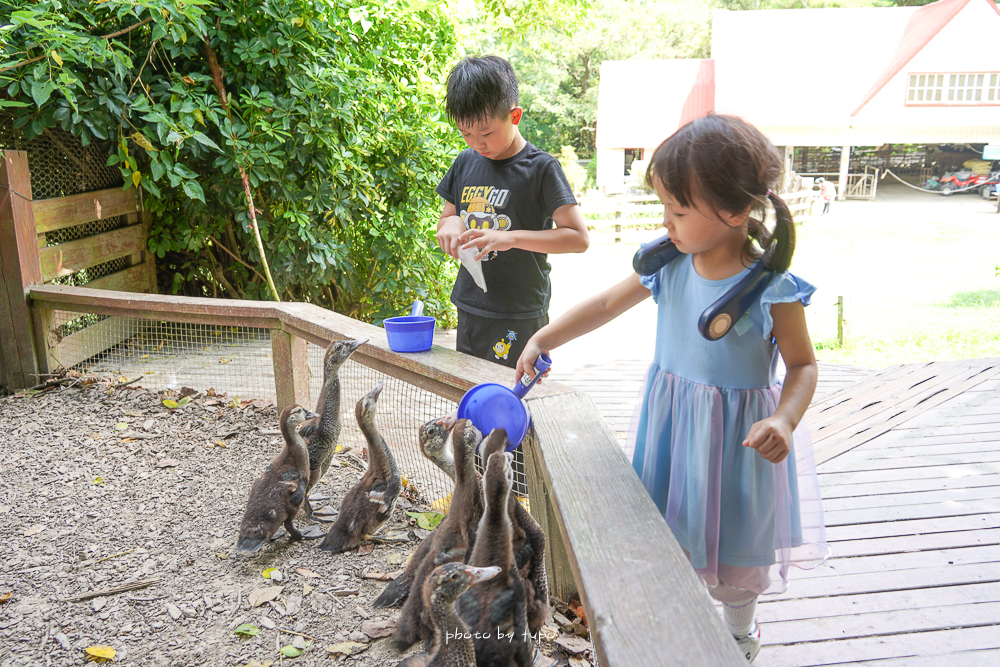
[{"left": 907, "top": 72, "right": 1000, "bottom": 105}]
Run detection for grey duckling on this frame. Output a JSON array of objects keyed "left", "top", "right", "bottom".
[
  {"left": 236, "top": 404, "right": 318, "bottom": 554},
  {"left": 394, "top": 420, "right": 484, "bottom": 651},
  {"left": 373, "top": 418, "right": 454, "bottom": 609},
  {"left": 318, "top": 381, "right": 404, "bottom": 553},
  {"left": 298, "top": 338, "right": 366, "bottom": 521},
  {"left": 456, "top": 450, "right": 533, "bottom": 667},
  {"left": 479, "top": 430, "right": 549, "bottom": 637},
  {"left": 396, "top": 562, "right": 501, "bottom": 667}
]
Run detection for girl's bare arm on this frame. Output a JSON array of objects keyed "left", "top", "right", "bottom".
[{"left": 515, "top": 273, "right": 651, "bottom": 382}]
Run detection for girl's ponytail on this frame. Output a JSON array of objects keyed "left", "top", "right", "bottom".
[{"left": 765, "top": 191, "right": 795, "bottom": 273}]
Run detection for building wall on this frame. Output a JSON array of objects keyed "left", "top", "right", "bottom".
[
  {"left": 597, "top": 148, "right": 626, "bottom": 193},
  {"left": 853, "top": 0, "right": 1000, "bottom": 143}
]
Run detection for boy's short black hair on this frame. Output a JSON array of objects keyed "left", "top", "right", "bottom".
[{"left": 445, "top": 56, "right": 519, "bottom": 126}]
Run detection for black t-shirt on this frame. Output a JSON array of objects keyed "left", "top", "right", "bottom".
[{"left": 436, "top": 143, "right": 577, "bottom": 319}]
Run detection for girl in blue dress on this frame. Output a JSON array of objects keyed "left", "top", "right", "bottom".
[{"left": 516, "top": 115, "right": 829, "bottom": 663}]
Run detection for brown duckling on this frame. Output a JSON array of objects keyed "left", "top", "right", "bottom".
[
  {"left": 394, "top": 420, "right": 484, "bottom": 651},
  {"left": 479, "top": 430, "right": 549, "bottom": 637},
  {"left": 373, "top": 418, "right": 454, "bottom": 609},
  {"left": 456, "top": 450, "right": 533, "bottom": 667},
  {"left": 318, "top": 381, "right": 403, "bottom": 553},
  {"left": 236, "top": 404, "right": 319, "bottom": 554},
  {"left": 299, "top": 338, "right": 366, "bottom": 521},
  {"left": 395, "top": 562, "right": 500, "bottom": 667}
]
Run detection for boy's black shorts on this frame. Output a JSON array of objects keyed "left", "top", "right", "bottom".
[{"left": 455, "top": 310, "right": 549, "bottom": 370}]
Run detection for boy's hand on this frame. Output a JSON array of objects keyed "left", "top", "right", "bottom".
[
  {"left": 460, "top": 228, "right": 515, "bottom": 261},
  {"left": 515, "top": 339, "right": 550, "bottom": 387},
  {"left": 742, "top": 415, "right": 793, "bottom": 463},
  {"left": 437, "top": 216, "right": 466, "bottom": 259}
]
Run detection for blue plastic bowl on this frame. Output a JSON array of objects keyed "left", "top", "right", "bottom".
[
  {"left": 457, "top": 382, "right": 531, "bottom": 449},
  {"left": 383, "top": 315, "right": 435, "bottom": 353}
]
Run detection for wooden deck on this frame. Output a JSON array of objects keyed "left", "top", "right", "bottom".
[{"left": 446, "top": 332, "right": 1000, "bottom": 665}]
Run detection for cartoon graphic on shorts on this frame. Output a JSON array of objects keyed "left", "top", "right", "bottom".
[
  {"left": 493, "top": 330, "right": 517, "bottom": 360},
  {"left": 461, "top": 194, "right": 511, "bottom": 262}
]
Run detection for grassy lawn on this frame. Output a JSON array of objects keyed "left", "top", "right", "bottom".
[{"left": 791, "top": 183, "right": 1000, "bottom": 369}]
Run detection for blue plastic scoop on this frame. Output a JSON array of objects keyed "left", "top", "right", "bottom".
[{"left": 456, "top": 353, "right": 552, "bottom": 449}]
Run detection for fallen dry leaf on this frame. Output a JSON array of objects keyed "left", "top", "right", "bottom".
[
  {"left": 360, "top": 619, "right": 395, "bottom": 639},
  {"left": 357, "top": 543, "right": 373, "bottom": 555},
  {"left": 23, "top": 524, "right": 45, "bottom": 536},
  {"left": 325, "top": 641, "right": 367, "bottom": 657},
  {"left": 248, "top": 586, "right": 284, "bottom": 607},
  {"left": 555, "top": 634, "right": 592, "bottom": 656},
  {"left": 0, "top": 592, "right": 11, "bottom": 603},
  {"left": 85, "top": 645, "right": 116, "bottom": 661},
  {"left": 294, "top": 567, "right": 321, "bottom": 578},
  {"left": 362, "top": 571, "right": 393, "bottom": 581}
]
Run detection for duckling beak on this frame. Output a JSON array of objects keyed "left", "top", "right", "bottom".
[
  {"left": 369, "top": 381, "right": 384, "bottom": 401},
  {"left": 464, "top": 565, "right": 501, "bottom": 585},
  {"left": 347, "top": 338, "right": 368, "bottom": 354},
  {"left": 304, "top": 409, "right": 320, "bottom": 421}
]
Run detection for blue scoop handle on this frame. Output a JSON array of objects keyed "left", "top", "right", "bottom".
[
  {"left": 410, "top": 300, "right": 424, "bottom": 317},
  {"left": 513, "top": 353, "right": 552, "bottom": 399}
]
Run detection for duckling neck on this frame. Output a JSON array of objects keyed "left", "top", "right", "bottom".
[
  {"left": 472, "top": 493, "right": 514, "bottom": 573},
  {"left": 362, "top": 418, "right": 399, "bottom": 479},
  {"left": 280, "top": 422, "right": 310, "bottom": 468},
  {"left": 317, "top": 376, "right": 342, "bottom": 436},
  {"left": 430, "top": 596, "right": 471, "bottom": 659}
]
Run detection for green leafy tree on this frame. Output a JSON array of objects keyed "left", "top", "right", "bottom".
[{"left": 1, "top": 0, "right": 461, "bottom": 324}]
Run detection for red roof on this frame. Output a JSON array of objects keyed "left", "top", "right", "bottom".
[
  {"left": 679, "top": 60, "right": 716, "bottom": 129},
  {"left": 852, "top": 0, "right": 1000, "bottom": 116}
]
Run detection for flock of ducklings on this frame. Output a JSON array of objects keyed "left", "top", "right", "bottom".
[{"left": 235, "top": 339, "right": 548, "bottom": 667}]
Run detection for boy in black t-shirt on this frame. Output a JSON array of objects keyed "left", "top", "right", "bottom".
[{"left": 436, "top": 55, "right": 590, "bottom": 369}]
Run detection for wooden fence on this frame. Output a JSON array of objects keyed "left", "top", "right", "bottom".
[
  {"left": 4, "top": 146, "right": 746, "bottom": 665},
  {"left": 0, "top": 149, "right": 156, "bottom": 390}
]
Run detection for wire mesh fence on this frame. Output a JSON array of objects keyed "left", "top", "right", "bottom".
[{"left": 50, "top": 311, "right": 526, "bottom": 507}]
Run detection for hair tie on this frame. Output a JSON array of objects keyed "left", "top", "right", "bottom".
[{"left": 765, "top": 189, "right": 773, "bottom": 198}]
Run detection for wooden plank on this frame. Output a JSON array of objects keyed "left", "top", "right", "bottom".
[
  {"left": 821, "top": 450, "right": 1000, "bottom": 474},
  {"left": 818, "top": 462, "right": 1000, "bottom": 487},
  {"left": 270, "top": 330, "right": 309, "bottom": 412},
  {"left": 53, "top": 317, "right": 147, "bottom": 370},
  {"left": 767, "top": 562, "right": 1000, "bottom": 601},
  {"left": 38, "top": 223, "right": 146, "bottom": 281},
  {"left": 761, "top": 625, "right": 1000, "bottom": 667},
  {"left": 758, "top": 582, "right": 1000, "bottom": 623},
  {"left": 824, "top": 513, "right": 1000, "bottom": 542},
  {"left": 528, "top": 391, "right": 746, "bottom": 666},
  {"left": 860, "top": 441, "right": 1000, "bottom": 459},
  {"left": 763, "top": 600, "right": 1000, "bottom": 646},
  {"left": 522, "top": 428, "right": 576, "bottom": 602},
  {"left": 847, "top": 649, "right": 1000, "bottom": 667},
  {"left": 820, "top": 473, "right": 1000, "bottom": 499},
  {"left": 31, "top": 187, "right": 139, "bottom": 233},
  {"left": 790, "top": 545, "right": 1000, "bottom": 581},
  {"left": 824, "top": 497, "right": 1000, "bottom": 526},
  {"left": 829, "top": 528, "right": 1000, "bottom": 559},
  {"left": 74, "top": 263, "right": 156, "bottom": 294},
  {"left": 0, "top": 150, "right": 41, "bottom": 390},
  {"left": 822, "top": 485, "right": 1000, "bottom": 513}
]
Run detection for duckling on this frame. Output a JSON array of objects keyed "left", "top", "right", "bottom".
[
  {"left": 373, "top": 418, "right": 454, "bottom": 609},
  {"left": 395, "top": 562, "right": 501, "bottom": 667},
  {"left": 236, "top": 404, "right": 319, "bottom": 554},
  {"left": 394, "top": 420, "right": 484, "bottom": 651},
  {"left": 479, "top": 430, "right": 549, "bottom": 637},
  {"left": 318, "top": 381, "right": 403, "bottom": 553},
  {"left": 299, "top": 338, "right": 366, "bottom": 521},
  {"left": 456, "top": 450, "right": 533, "bottom": 667}
]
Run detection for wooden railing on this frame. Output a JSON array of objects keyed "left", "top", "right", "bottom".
[
  {"left": 26, "top": 283, "right": 747, "bottom": 666},
  {"left": 0, "top": 149, "right": 156, "bottom": 389}
]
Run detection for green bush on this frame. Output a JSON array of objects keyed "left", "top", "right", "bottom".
[{"left": 1, "top": 0, "right": 461, "bottom": 325}]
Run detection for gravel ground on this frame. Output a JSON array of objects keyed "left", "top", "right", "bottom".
[{"left": 0, "top": 381, "right": 594, "bottom": 667}]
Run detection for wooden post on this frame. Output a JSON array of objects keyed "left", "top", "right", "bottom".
[
  {"left": 140, "top": 208, "right": 158, "bottom": 294},
  {"left": 0, "top": 150, "right": 42, "bottom": 390},
  {"left": 837, "top": 295, "right": 849, "bottom": 347},
  {"left": 522, "top": 427, "right": 577, "bottom": 602},
  {"left": 614, "top": 208, "right": 622, "bottom": 244},
  {"left": 837, "top": 145, "right": 850, "bottom": 202},
  {"left": 270, "top": 329, "right": 310, "bottom": 411},
  {"left": 783, "top": 145, "right": 794, "bottom": 193}
]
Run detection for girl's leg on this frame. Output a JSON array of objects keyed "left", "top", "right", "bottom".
[{"left": 710, "top": 578, "right": 761, "bottom": 663}]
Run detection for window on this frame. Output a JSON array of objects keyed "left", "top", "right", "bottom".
[
  {"left": 907, "top": 72, "right": 1000, "bottom": 105},
  {"left": 624, "top": 148, "right": 643, "bottom": 176}
]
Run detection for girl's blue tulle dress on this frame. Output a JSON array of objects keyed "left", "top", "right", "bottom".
[{"left": 627, "top": 254, "right": 830, "bottom": 595}]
